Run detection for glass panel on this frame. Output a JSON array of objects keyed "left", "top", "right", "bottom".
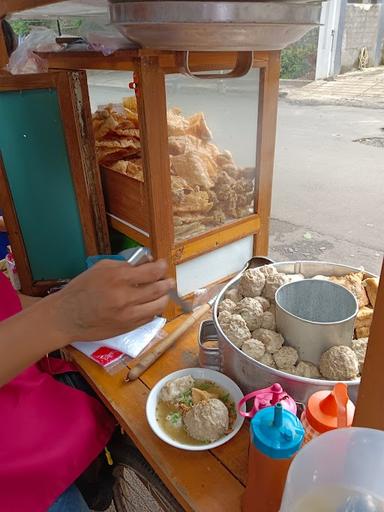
[
  {"left": 166, "top": 68, "right": 259, "bottom": 242},
  {"left": 176, "top": 236, "right": 253, "bottom": 297},
  {"left": 87, "top": 70, "right": 143, "bottom": 182}
]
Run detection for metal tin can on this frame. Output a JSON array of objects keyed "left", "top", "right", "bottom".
[{"left": 198, "top": 320, "right": 221, "bottom": 372}]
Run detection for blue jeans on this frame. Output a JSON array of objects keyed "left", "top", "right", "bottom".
[{"left": 48, "top": 485, "right": 90, "bottom": 512}]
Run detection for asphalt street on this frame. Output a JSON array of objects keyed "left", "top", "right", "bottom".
[{"left": 272, "top": 101, "right": 383, "bottom": 275}]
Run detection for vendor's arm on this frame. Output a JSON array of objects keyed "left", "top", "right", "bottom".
[
  {"left": 18, "top": 293, "right": 42, "bottom": 309},
  {"left": 0, "top": 216, "right": 6, "bottom": 232},
  {"left": 0, "top": 259, "right": 173, "bottom": 386}
]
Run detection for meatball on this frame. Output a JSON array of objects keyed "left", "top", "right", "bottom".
[
  {"left": 236, "top": 297, "right": 264, "bottom": 331},
  {"left": 351, "top": 338, "right": 368, "bottom": 372},
  {"left": 295, "top": 361, "right": 321, "bottom": 379},
  {"left": 319, "top": 346, "right": 359, "bottom": 381},
  {"left": 261, "top": 311, "right": 276, "bottom": 330},
  {"left": 252, "top": 328, "right": 284, "bottom": 354},
  {"left": 218, "top": 298, "right": 237, "bottom": 314},
  {"left": 242, "top": 339, "right": 265, "bottom": 361},
  {"left": 160, "top": 375, "right": 194, "bottom": 403},
  {"left": 224, "top": 287, "right": 242, "bottom": 304},
  {"left": 239, "top": 269, "right": 266, "bottom": 298},
  {"left": 184, "top": 398, "right": 229, "bottom": 442},
  {"left": 258, "top": 265, "right": 278, "bottom": 278},
  {"left": 258, "top": 352, "right": 277, "bottom": 369},
  {"left": 255, "top": 296, "right": 270, "bottom": 312},
  {"left": 218, "top": 310, "right": 232, "bottom": 326},
  {"left": 273, "top": 346, "right": 299, "bottom": 370},
  {"left": 263, "top": 272, "right": 289, "bottom": 301},
  {"left": 221, "top": 314, "right": 251, "bottom": 348},
  {"left": 279, "top": 365, "right": 297, "bottom": 376}
]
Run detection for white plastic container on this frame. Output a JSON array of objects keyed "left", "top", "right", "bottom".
[
  {"left": 280, "top": 427, "right": 384, "bottom": 511},
  {"left": 5, "top": 250, "right": 20, "bottom": 291}
]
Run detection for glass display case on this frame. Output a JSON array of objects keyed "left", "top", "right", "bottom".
[
  {"left": 38, "top": 49, "right": 280, "bottom": 318},
  {"left": 166, "top": 70, "right": 259, "bottom": 243},
  {"left": 88, "top": 67, "right": 260, "bottom": 243}
]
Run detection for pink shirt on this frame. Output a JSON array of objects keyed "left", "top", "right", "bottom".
[{"left": 0, "top": 273, "right": 115, "bottom": 511}]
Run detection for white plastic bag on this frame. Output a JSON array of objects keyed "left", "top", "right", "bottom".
[
  {"left": 7, "top": 27, "right": 61, "bottom": 74},
  {"left": 73, "top": 316, "right": 166, "bottom": 367},
  {"left": 97, "top": 316, "right": 166, "bottom": 358}
]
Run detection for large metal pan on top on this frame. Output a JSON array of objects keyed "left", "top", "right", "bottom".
[
  {"left": 212, "top": 260, "right": 376, "bottom": 404},
  {"left": 109, "top": 1, "right": 322, "bottom": 51}
]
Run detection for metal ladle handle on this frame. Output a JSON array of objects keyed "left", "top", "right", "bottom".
[{"left": 181, "top": 51, "right": 253, "bottom": 80}]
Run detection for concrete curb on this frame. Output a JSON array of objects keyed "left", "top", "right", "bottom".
[{"left": 282, "top": 95, "right": 384, "bottom": 110}]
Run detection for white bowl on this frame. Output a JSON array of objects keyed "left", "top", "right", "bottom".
[{"left": 146, "top": 368, "right": 245, "bottom": 451}]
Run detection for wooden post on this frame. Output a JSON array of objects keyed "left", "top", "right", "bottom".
[
  {"left": 0, "top": 154, "right": 34, "bottom": 294},
  {"left": 0, "top": 19, "right": 8, "bottom": 69},
  {"left": 353, "top": 261, "right": 384, "bottom": 428},
  {"left": 57, "top": 71, "right": 110, "bottom": 254},
  {"left": 135, "top": 55, "right": 176, "bottom": 319},
  {"left": 253, "top": 51, "right": 281, "bottom": 257}
]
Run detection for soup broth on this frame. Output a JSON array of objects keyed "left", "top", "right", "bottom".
[{"left": 156, "top": 379, "right": 236, "bottom": 446}]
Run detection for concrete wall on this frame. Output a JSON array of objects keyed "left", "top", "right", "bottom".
[{"left": 341, "top": 3, "right": 383, "bottom": 72}]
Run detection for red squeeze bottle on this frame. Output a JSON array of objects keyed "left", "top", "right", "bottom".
[{"left": 242, "top": 403, "right": 305, "bottom": 512}]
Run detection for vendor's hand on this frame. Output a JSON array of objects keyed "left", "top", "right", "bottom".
[{"left": 45, "top": 259, "right": 173, "bottom": 344}]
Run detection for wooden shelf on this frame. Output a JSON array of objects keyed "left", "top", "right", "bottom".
[
  {"left": 39, "top": 49, "right": 271, "bottom": 74},
  {"left": 101, "top": 167, "right": 149, "bottom": 233},
  {"left": 173, "top": 214, "right": 261, "bottom": 264},
  {"left": 108, "top": 215, "right": 150, "bottom": 249}
]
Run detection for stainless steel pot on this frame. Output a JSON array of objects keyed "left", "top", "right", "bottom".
[
  {"left": 211, "top": 260, "right": 376, "bottom": 404},
  {"left": 275, "top": 279, "right": 358, "bottom": 364}
]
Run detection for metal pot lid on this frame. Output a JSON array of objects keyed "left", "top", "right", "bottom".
[{"left": 109, "top": 1, "right": 322, "bottom": 51}]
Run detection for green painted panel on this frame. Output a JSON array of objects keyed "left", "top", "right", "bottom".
[{"left": 0, "top": 88, "right": 87, "bottom": 280}]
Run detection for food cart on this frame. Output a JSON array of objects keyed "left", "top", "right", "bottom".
[
  {"left": 1, "top": 1, "right": 384, "bottom": 510},
  {"left": 0, "top": 0, "right": 322, "bottom": 320}
]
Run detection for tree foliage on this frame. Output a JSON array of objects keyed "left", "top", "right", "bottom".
[{"left": 10, "top": 18, "right": 82, "bottom": 37}]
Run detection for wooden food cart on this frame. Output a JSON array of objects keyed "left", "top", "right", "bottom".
[{"left": 1, "top": 2, "right": 384, "bottom": 511}]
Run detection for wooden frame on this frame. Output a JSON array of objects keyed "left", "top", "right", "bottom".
[
  {"left": 354, "top": 261, "right": 384, "bottom": 429},
  {"left": 40, "top": 49, "right": 279, "bottom": 318},
  {"left": 254, "top": 51, "right": 281, "bottom": 255},
  {"left": 0, "top": 20, "right": 8, "bottom": 69},
  {"left": 0, "top": 71, "right": 110, "bottom": 295}
]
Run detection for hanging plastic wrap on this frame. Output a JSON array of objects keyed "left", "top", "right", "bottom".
[
  {"left": 7, "top": 28, "right": 61, "bottom": 74},
  {"left": 80, "top": 15, "right": 137, "bottom": 56}
]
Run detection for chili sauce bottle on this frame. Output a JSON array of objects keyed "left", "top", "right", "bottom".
[{"left": 242, "top": 403, "right": 304, "bottom": 512}]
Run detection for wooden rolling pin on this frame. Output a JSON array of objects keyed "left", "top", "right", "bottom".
[{"left": 125, "top": 301, "right": 213, "bottom": 382}]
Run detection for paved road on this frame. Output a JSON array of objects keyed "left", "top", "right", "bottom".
[
  {"left": 271, "top": 101, "right": 383, "bottom": 275},
  {"left": 88, "top": 74, "right": 383, "bottom": 275}
]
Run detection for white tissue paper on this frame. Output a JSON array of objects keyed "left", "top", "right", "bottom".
[{"left": 73, "top": 316, "right": 166, "bottom": 367}]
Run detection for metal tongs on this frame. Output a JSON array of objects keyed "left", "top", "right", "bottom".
[{"left": 126, "top": 247, "right": 192, "bottom": 313}]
